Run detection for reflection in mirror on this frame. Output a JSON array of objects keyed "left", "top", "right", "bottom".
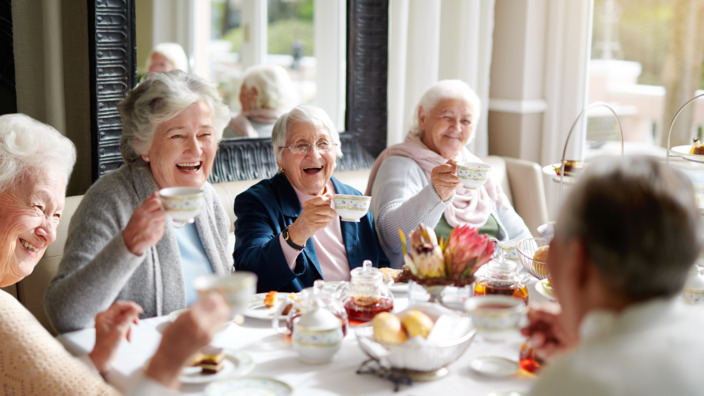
[{"left": 136, "top": 0, "right": 346, "bottom": 141}]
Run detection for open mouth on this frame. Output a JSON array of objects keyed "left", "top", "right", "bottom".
[
  {"left": 177, "top": 161, "right": 202, "bottom": 172},
  {"left": 20, "top": 239, "right": 39, "bottom": 253},
  {"left": 303, "top": 166, "right": 323, "bottom": 174}
]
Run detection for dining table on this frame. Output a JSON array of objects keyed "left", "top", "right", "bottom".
[{"left": 57, "top": 277, "right": 551, "bottom": 396}]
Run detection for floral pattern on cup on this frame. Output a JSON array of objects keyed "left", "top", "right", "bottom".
[
  {"left": 333, "top": 194, "right": 371, "bottom": 222},
  {"left": 456, "top": 162, "right": 491, "bottom": 190},
  {"left": 683, "top": 288, "right": 704, "bottom": 304},
  {"left": 292, "top": 308, "right": 344, "bottom": 364},
  {"left": 159, "top": 187, "right": 204, "bottom": 225},
  {"left": 498, "top": 240, "right": 520, "bottom": 261}
]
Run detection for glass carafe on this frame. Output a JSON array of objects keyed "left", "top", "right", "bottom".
[
  {"left": 273, "top": 280, "right": 349, "bottom": 338},
  {"left": 473, "top": 253, "right": 529, "bottom": 304},
  {"left": 341, "top": 260, "right": 394, "bottom": 323}
]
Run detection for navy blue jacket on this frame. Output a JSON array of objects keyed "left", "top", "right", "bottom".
[{"left": 234, "top": 172, "right": 389, "bottom": 292}]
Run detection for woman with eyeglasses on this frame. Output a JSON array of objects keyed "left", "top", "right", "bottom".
[{"left": 234, "top": 105, "right": 389, "bottom": 292}]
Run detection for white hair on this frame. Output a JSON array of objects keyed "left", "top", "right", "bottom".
[
  {"left": 271, "top": 105, "right": 342, "bottom": 163},
  {"left": 241, "top": 64, "right": 297, "bottom": 112},
  {"left": 409, "top": 79, "right": 481, "bottom": 138},
  {"left": 0, "top": 114, "right": 76, "bottom": 191},
  {"left": 146, "top": 42, "right": 189, "bottom": 72},
  {"left": 118, "top": 70, "right": 231, "bottom": 163}
]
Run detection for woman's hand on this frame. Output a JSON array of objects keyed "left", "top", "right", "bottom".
[
  {"left": 145, "top": 292, "right": 230, "bottom": 389},
  {"left": 288, "top": 194, "right": 337, "bottom": 247},
  {"left": 89, "top": 300, "right": 143, "bottom": 375},
  {"left": 520, "top": 302, "right": 578, "bottom": 363},
  {"left": 430, "top": 160, "right": 461, "bottom": 202},
  {"left": 122, "top": 192, "right": 168, "bottom": 255}
]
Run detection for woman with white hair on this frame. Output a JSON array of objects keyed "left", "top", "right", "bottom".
[
  {"left": 367, "top": 79, "right": 531, "bottom": 267},
  {"left": 0, "top": 114, "right": 230, "bottom": 395},
  {"left": 225, "top": 64, "right": 297, "bottom": 138},
  {"left": 234, "top": 104, "right": 389, "bottom": 292},
  {"left": 45, "top": 71, "right": 234, "bottom": 333},
  {"left": 146, "top": 42, "right": 189, "bottom": 73}
]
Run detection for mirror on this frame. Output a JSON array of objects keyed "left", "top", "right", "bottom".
[{"left": 89, "top": 0, "right": 388, "bottom": 182}]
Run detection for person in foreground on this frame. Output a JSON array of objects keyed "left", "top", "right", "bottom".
[
  {"left": 234, "top": 105, "right": 389, "bottom": 292},
  {"left": 523, "top": 156, "right": 704, "bottom": 396},
  {"left": 0, "top": 114, "right": 230, "bottom": 395},
  {"left": 367, "top": 79, "right": 530, "bottom": 267},
  {"left": 224, "top": 64, "right": 297, "bottom": 138},
  {"left": 45, "top": 71, "right": 233, "bottom": 333}
]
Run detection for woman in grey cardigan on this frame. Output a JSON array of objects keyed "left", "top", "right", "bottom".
[
  {"left": 45, "top": 71, "right": 234, "bottom": 333},
  {"left": 367, "top": 80, "right": 531, "bottom": 268}
]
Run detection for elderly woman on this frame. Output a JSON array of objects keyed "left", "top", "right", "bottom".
[
  {"left": 224, "top": 64, "right": 297, "bottom": 139},
  {"left": 45, "top": 71, "right": 233, "bottom": 333},
  {"left": 234, "top": 105, "right": 389, "bottom": 292},
  {"left": 0, "top": 114, "right": 229, "bottom": 395},
  {"left": 367, "top": 80, "right": 531, "bottom": 267},
  {"left": 146, "top": 42, "right": 188, "bottom": 73},
  {"left": 524, "top": 156, "right": 704, "bottom": 395}
]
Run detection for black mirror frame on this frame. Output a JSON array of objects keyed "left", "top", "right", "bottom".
[{"left": 89, "top": 0, "right": 388, "bottom": 183}]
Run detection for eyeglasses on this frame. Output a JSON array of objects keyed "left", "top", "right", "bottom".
[{"left": 279, "top": 141, "right": 337, "bottom": 155}]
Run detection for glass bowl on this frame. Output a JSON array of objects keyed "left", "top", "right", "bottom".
[{"left": 516, "top": 237, "right": 550, "bottom": 280}]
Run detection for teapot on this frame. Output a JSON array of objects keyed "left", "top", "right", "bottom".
[
  {"left": 272, "top": 280, "right": 348, "bottom": 338},
  {"left": 339, "top": 260, "right": 394, "bottom": 323},
  {"left": 292, "top": 306, "right": 344, "bottom": 364},
  {"left": 473, "top": 250, "right": 529, "bottom": 304}
]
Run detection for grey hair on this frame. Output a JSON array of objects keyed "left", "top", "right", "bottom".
[
  {"left": 0, "top": 114, "right": 76, "bottom": 191},
  {"left": 409, "top": 79, "right": 481, "bottom": 138},
  {"left": 241, "top": 64, "right": 297, "bottom": 112},
  {"left": 271, "top": 104, "right": 343, "bottom": 163},
  {"left": 118, "top": 70, "right": 230, "bottom": 163},
  {"left": 146, "top": 42, "right": 189, "bottom": 72},
  {"left": 554, "top": 156, "right": 703, "bottom": 301}
]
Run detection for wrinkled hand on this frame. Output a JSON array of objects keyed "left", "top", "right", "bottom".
[
  {"left": 288, "top": 194, "right": 337, "bottom": 246},
  {"left": 430, "top": 160, "right": 461, "bottom": 202},
  {"left": 145, "top": 292, "right": 230, "bottom": 389},
  {"left": 122, "top": 192, "right": 167, "bottom": 255},
  {"left": 89, "top": 300, "right": 142, "bottom": 374},
  {"left": 520, "top": 302, "right": 578, "bottom": 363}
]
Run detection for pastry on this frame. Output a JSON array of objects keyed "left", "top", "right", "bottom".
[
  {"left": 401, "top": 310, "right": 434, "bottom": 339},
  {"left": 196, "top": 346, "right": 225, "bottom": 374},
  {"left": 379, "top": 267, "right": 401, "bottom": 283},
  {"left": 372, "top": 312, "right": 408, "bottom": 344},
  {"left": 264, "top": 290, "right": 278, "bottom": 309},
  {"left": 533, "top": 245, "right": 549, "bottom": 263}
]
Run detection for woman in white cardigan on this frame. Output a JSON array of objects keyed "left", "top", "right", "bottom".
[
  {"left": 0, "top": 113, "right": 229, "bottom": 395},
  {"left": 367, "top": 80, "right": 531, "bottom": 267}
]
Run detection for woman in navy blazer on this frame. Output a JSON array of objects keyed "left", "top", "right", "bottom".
[{"left": 234, "top": 105, "right": 389, "bottom": 292}]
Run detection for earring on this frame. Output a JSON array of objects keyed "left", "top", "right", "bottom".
[
  {"left": 144, "top": 156, "right": 150, "bottom": 162},
  {"left": 278, "top": 168, "right": 285, "bottom": 173}
]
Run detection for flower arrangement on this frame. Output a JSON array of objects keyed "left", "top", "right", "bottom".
[{"left": 399, "top": 223, "right": 495, "bottom": 287}]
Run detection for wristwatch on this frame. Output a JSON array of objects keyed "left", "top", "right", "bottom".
[{"left": 282, "top": 226, "right": 305, "bottom": 251}]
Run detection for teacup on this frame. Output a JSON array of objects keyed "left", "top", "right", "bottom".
[
  {"left": 333, "top": 194, "right": 371, "bottom": 222},
  {"left": 159, "top": 187, "right": 204, "bottom": 226},
  {"left": 456, "top": 162, "right": 491, "bottom": 189},
  {"left": 464, "top": 295, "right": 526, "bottom": 341},
  {"left": 292, "top": 308, "right": 343, "bottom": 364},
  {"left": 193, "top": 272, "right": 257, "bottom": 317},
  {"left": 497, "top": 239, "right": 520, "bottom": 261}
]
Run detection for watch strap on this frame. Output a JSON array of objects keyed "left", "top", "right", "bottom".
[{"left": 282, "top": 226, "right": 305, "bottom": 250}]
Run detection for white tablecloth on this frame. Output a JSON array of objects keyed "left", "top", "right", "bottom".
[{"left": 58, "top": 281, "right": 549, "bottom": 395}]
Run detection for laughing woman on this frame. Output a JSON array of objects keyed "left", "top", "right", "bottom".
[
  {"left": 45, "top": 71, "right": 234, "bottom": 333},
  {"left": 234, "top": 105, "right": 389, "bottom": 292}
]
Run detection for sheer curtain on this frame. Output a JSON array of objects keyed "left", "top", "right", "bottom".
[{"left": 387, "top": 0, "right": 496, "bottom": 156}]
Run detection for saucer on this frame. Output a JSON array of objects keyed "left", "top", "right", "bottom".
[
  {"left": 470, "top": 356, "right": 520, "bottom": 378},
  {"left": 205, "top": 377, "right": 292, "bottom": 396}
]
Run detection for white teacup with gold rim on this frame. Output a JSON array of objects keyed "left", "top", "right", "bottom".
[
  {"left": 159, "top": 187, "right": 204, "bottom": 226},
  {"left": 333, "top": 194, "right": 371, "bottom": 222},
  {"left": 193, "top": 272, "right": 257, "bottom": 318}
]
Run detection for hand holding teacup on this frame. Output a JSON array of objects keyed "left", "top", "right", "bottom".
[
  {"left": 431, "top": 160, "right": 461, "bottom": 201},
  {"left": 122, "top": 191, "right": 168, "bottom": 256},
  {"left": 288, "top": 194, "right": 338, "bottom": 246}
]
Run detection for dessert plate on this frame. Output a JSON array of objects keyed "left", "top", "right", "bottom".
[
  {"left": 470, "top": 356, "right": 520, "bottom": 378},
  {"left": 181, "top": 349, "right": 254, "bottom": 384},
  {"left": 535, "top": 279, "right": 555, "bottom": 301},
  {"left": 670, "top": 145, "right": 704, "bottom": 163},
  {"left": 205, "top": 377, "right": 292, "bottom": 396},
  {"left": 243, "top": 293, "right": 293, "bottom": 320},
  {"left": 541, "top": 164, "right": 577, "bottom": 185}
]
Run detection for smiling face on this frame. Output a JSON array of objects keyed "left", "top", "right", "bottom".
[
  {"left": 278, "top": 121, "right": 337, "bottom": 195},
  {"left": 148, "top": 52, "right": 175, "bottom": 73},
  {"left": 0, "top": 168, "right": 65, "bottom": 287},
  {"left": 419, "top": 98, "right": 475, "bottom": 160},
  {"left": 142, "top": 101, "right": 217, "bottom": 189}
]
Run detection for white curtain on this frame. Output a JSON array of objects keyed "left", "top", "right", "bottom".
[{"left": 387, "top": 0, "right": 496, "bottom": 156}]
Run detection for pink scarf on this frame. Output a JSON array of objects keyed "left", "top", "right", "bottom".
[
  {"left": 365, "top": 133, "right": 509, "bottom": 228},
  {"left": 228, "top": 108, "right": 280, "bottom": 138}
]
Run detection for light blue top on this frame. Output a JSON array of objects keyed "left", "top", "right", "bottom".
[{"left": 175, "top": 223, "right": 214, "bottom": 305}]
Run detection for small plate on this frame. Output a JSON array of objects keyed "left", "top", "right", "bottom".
[
  {"left": 542, "top": 164, "right": 577, "bottom": 185},
  {"left": 470, "top": 356, "right": 520, "bottom": 378},
  {"left": 181, "top": 349, "right": 254, "bottom": 384},
  {"left": 205, "top": 377, "right": 292, "bottom": 396},
  {"left": 671, "top": 145, "right": 704, "bottom": 163},
  {"left": 535, "top": 279, "right": 555, "bottom": 301},
  {"left": 243, "top": 293, "right": 293, "bottom": 320}
]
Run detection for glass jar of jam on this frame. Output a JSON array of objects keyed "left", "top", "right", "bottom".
[{"left": 341, "top": 260, "right": 394, "bottom": 323}]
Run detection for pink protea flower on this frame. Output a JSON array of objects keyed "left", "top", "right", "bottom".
[{"left": 443, "top": 224, "right": 495, "bottom": 279}]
